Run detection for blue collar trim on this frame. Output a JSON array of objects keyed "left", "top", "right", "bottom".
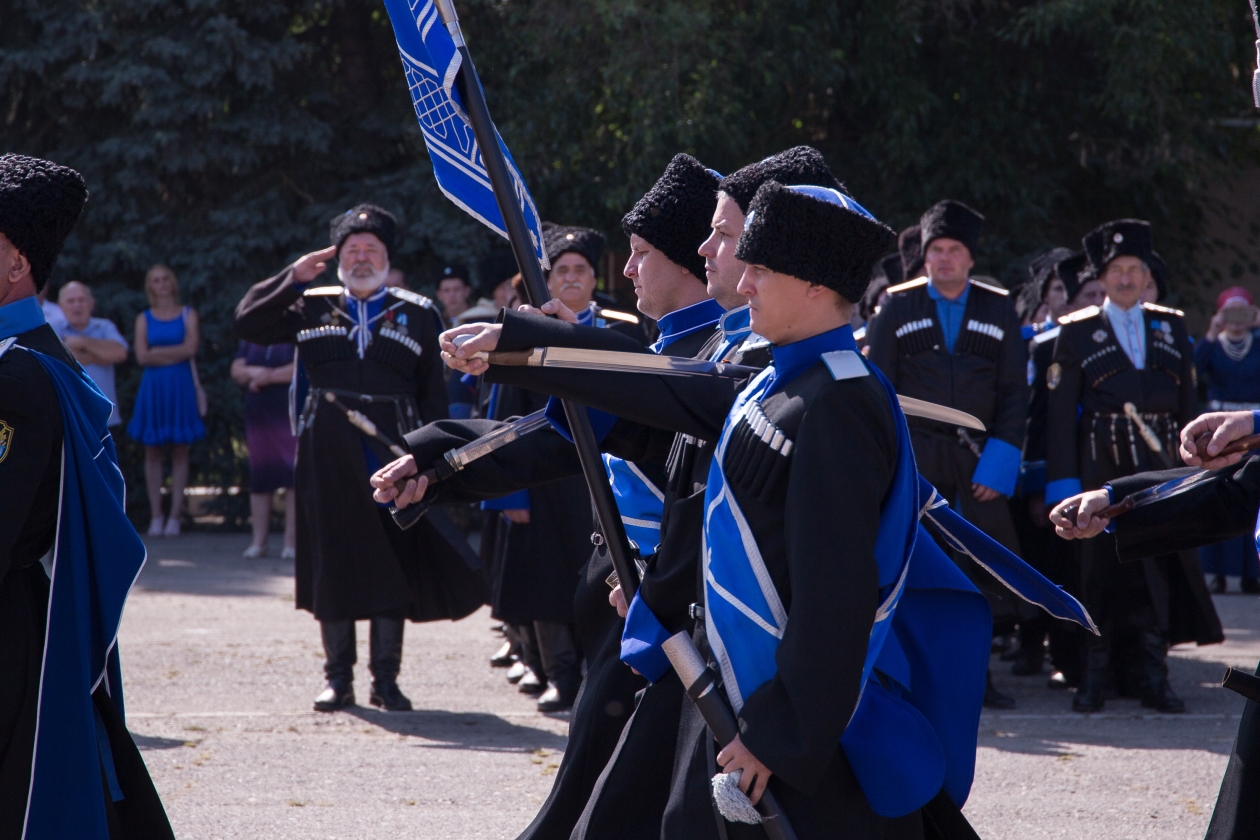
[
  {"left": 652, "top": 297, "right": 724, "bottom": 352},
  {"left": 926, "top": 281, "right": 969, "bottom": 306},
  {"left": 719, "top": 304, "right": 752, "bottom": 338},
  {"left": 769, "top": 324, "right": 857, "bottom": 391},
  {"left": 0, "top": 296, "right": 47, "bottom": 340}
]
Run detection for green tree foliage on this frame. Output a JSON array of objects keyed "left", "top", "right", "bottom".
[{"left": 3, "top": 0, "right": 1257, "bottom": 515}]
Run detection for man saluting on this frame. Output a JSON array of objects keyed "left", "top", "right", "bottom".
[
  {"left": 235, "top": 205, "right": 486, "bottom": 712},
  {"left": 0, "top": 155, "right": 173, "bottom": 838}
]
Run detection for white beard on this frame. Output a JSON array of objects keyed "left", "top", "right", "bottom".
[{"left": 338, "top": 259, "right": 391, "bottom": 298}]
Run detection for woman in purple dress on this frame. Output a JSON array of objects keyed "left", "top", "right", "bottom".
[
  {"left": 230, "top": 341, "right": 298, "bottom": 559},
  {"left": 127, "top": 264, "right": 205, "bottom": 536}
]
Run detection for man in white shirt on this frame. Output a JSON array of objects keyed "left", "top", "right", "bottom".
[{"left": 55, "top": 281, "right": 128, "bottom": 426}]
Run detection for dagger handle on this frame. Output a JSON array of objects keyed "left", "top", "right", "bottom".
[
  {"left": 482, "top": 350, "right": 538, "bottom": 366},
  {"left": 390, "top": 467, "right": 441, "bottom": 530},
  {"left": 1058, "top": 495, "right": 1134, "bottom": 526},
  {"left": 1190, "top": 433, "right": 1260, "bottom": 460}
]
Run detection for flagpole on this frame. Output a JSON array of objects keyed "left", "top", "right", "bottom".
[{"left": 434, "top": 0, "right": 642, "bottom": 598}]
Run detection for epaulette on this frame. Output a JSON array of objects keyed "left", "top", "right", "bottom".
[
  {"left": 969, "top": 277, "right": 1009, "bottom": 296},
  {"left": 886, "top": 277, "right": 929, "bottom": 295},
  {"left": 1059, "top": 305, "right": 1101, "bottom": 324},
  {"left": 852, "top": 325, "right": 867, "bottom": 343},
  {"left": 1142, "top": 302, "right": 1184, "bottom": 318},
  {"left": 0, "top": 337, "right": 16, "bottom": 361},
  {"left": 303, "top": 286, "right": 344, "bottom": 297},
  {"left": 821, "top": 349, "right": 869, "bottom": 381},
  {"left": 1032, "top": 325, "right": 1061, "bottom": 345},
  {"left": 388, "top": 287, "right": 435, "bottom": 308},
  {"left": 596, "top": 307, "right": 640, "bottom": 325}
]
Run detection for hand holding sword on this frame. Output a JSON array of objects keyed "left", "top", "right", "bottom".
[{"left": 1050, "top": 410, "right": 1260, "bottom": 539}]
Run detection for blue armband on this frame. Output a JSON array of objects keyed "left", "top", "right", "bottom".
[
  {"left": 620, "top": 594, "right": 673, "bottom": 683},
  {"left": 481, "top": 489, "right": 531, "bottom": 511},
  {"left": 972, "top": 438, "right": 1021, "bottom": 497},
  {"left": 544, "top": 397, "right": 618, "bottom": 444},
  {"left": 1044, "top": 478, "right": 1083, "bottom": 505}
]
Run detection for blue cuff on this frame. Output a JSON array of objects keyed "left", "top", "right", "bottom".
[
  {"left": 620, "top": 594, "right": 673, "bottom": 682},
  {"left": 448, "top": 402, "right": 474, "bottom": 419},
  {"left": 1044, "top": 478, "right": 1083, "bottom": 505},
  {"left": 481, "top": 489, "right": 531, "bottom": 511},
  {"left": 1252, "top": 410, "right": 1260, "bottom": 434},
  {"left": 1016, "top": 460, "right": 1047, "bottom": 497},
  {"left": 972, "top": 438, "right": 1021, "bottom": 497},
  {"left": 544, "top": 397, "right": 618, "bottom": 444},
  {"left": 1103, "top": 485, "right": 1116, "bottom": 532}
]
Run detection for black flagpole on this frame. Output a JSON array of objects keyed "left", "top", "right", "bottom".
[{"left": 434, "top": 0, "right": 641, "bottom": 598}]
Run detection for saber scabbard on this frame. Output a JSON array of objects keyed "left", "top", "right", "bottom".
[
  {"left": 323, "top": 392, "right": 407, "bottom": 457},
  {"left": 662, "top": 632, "right": 799, "bottom": 840},
  {"left": 1222, "top": 666, "right": 1260, "bottom": 705}
]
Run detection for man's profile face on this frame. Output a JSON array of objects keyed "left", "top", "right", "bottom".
[
  {"left": 58, "top": 282, "right": 94, "bottom": 328},
  {"left": 623, "top": 233, "right": 693, "bottom": 321},
  {"left": 698, "top": 193, "right": 748, "bottom": 309},
  {"left": 1044, "top": 278, "right": 1068, "bottom": 318},
  {"left": 337, "top": 233, "right": 389, "bottom": 298},
  {"left": 437, "top": 277, "right": 471, "bottom": 313},
  {"left": 546, "top": 252, "right": 597, "bottom": 310},
  {"left": 1072, "top": 279, "right": 1106, "bottom": 311},
  {"left": 1100, "top": 255, "right": 1149, "bottom": 310},
  {"left": 924, "top": 238, "right": 973, "bottom": 286}
]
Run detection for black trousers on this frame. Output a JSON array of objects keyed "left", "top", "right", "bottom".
[{"left": 320, "top": 616, "right": 405, "bottom": 687}]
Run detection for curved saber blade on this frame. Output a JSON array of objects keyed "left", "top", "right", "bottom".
[
  {"left": 896, "top": 395, "right": 986, "bottom": 432},
  {"left": 445, "top": 409, "right": 551, "bottom": 470}
]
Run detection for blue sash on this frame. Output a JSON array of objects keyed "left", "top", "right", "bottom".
[{"left": 21, "top": 348, "right": 148, "bottom": 839}]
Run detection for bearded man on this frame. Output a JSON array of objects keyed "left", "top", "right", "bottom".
[{"left": 235, "top": 204, "right": 486, "bottom": 712}]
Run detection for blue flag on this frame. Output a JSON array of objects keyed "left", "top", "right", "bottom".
[{"left": 382, "top": 0, "right": 550, "bottom": 270}]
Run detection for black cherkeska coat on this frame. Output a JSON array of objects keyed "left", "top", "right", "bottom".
[
  {"left": 1106, "top": 455, "right": 1260, "bottom": 840},
  {"left": 406, "top": 310, "right": 720, "bottom": 840},
  {"left": 478, "top": 306, "right": 646, "bottom": 627},
  {"left": 1045, "top": 302, "right": 1221, "bottom": 646},
  {"left": 480, "top": 311, "right": 925, "bottom": 840},
  {"left": 0, "top": 322, "right": 174, "bottom": 839},
  {"left": 234, "top": 266, "right": 486, "bottom": 623}
]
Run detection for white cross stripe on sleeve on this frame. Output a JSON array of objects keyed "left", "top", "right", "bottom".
[
  {"left": 895, "top": 319, "right": 934, "bottom": 339},
  {"left": 965, "top": 320, "right": 1005, "bottom": 341}
]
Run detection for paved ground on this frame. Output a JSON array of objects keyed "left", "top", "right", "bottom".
[{"left": 119, "top": 533, "right": 1260, "bottom": 840}]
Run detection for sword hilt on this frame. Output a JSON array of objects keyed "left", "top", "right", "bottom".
[
  {"left": 390, "top": 458, "right": 459, "bottom": 530},
  {"left": 1058, "top": 495, "right": 1134, "bottom": 528},
  {"left": 1223, "top": 666, "right": 1260, "bottom": 705}
]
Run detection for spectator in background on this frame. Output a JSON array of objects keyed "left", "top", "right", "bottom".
[
  {"left": 54, "top": 281, "right": 128, "bottom": 426},
  {"left": 127, "top": 264, "right": 205, "bottom": 537},
  {"left": 385, "top": 267, "right": 407, "bottom": 289},
  {"left": 456, "top": 250, "right": 518, "bottom": 326},
  {"left": 1195, "top": 285, "right": 1260, "bottom": 594},
  {"left": 37, "top": 283, "right": 67, "bottom": 332},
  {"left": 231, "top": 341, "right": 298, "bottom": 560},
  {"left": 434, "top": 264, "right": 472, "bottom": 324}
]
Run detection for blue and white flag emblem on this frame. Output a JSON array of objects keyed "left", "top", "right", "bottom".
[{"left": 381, "top": 0, "right": 549, "bottom": 270}]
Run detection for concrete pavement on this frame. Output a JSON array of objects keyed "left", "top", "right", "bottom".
[{"left": 118, "top": 533, "right": 1260, "bottom": 839}]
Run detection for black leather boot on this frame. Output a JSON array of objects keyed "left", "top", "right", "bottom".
[
  {"left": 1139, "top": 631, "right": 1184, "bottom": 713},
  {"left": 315, "top": 620, "right": 357, "bottom": 711},
  {"left": 369, "top": 617, "right": 412, "bottom": 711},
  {"left": 1073, "top": 635, "right": 1107, "bottom": 713},
  {"left": 1011, "top": 630, "right": 1046, "bottom": 676},
  {"left": 983, "top": 670, "right": 1016, "bottom": 709},
  {"left": 535, "top": 621, "right": 581, "bottom": 712}
]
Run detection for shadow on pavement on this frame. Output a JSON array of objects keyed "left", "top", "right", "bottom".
[
  {"left": 130, "top": 733, "right": 189, "bottom": 750},
  {"left": 136, "top": 533, "right": 294, "bottom": 598},
  {"left": 344, "top": 706, "right": 568, "bottom": 752}
]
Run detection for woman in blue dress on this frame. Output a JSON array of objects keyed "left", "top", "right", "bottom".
[
  {"left": 1194, "top": 285, "right": 1260, "bottom": 593},
  {"left": 127, "top": 264, "right": 205, "bottom": 536}
]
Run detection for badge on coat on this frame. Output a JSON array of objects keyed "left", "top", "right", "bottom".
[
  {"left": 0, "top": 419, "right": 11, "bottom": 464},
  {"left": 1092, "top": 329, "right": 1108, "bottom": 344},
  {"left": 1046, "top": 363, "right": 1062, "bottom": 390}
]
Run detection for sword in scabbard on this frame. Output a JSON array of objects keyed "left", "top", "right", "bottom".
[
  {"left": 391, "top": 409, "right": 551, "bottom": 530},
  {"left": 1223, "top": 665, "right": 1260, "bottom": 704},
  {"left": 323, "top": 391, "right": 407, "bottom": 457},
  {"left": 1123, "top": 402, "right": 1174, "bottom": 469}
]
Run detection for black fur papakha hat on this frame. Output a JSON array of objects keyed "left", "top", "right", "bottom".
[
  {"left": 898, "top": 225, "right": 924, "bottom": 280},
  {"left": 438, "top": 263, "right": 471, "bottom": 284},
  {"left": 544, "top": 224, "right": 606, "bottom": 274},
  {"left": 330, "top": 204, "right": 398, "bottom": 254},
  {"left": 0, "top": 154, "right": 88, "bottom": 292},
  {"left": 718, "top": 146, "right": 845, "bottom": 214},
  {"left": 861, "top": 272, "right": 892, "bottom": 322},
  {"left": 735, "top": 181, "right": 896, "bottom": 303},
  {"left": 1082, "top": 219, "right": 1153, "bottom": 276},
  {"left": 1015, "top": 280, "right": 1044, "bottom": 324},
  {"left": 1030, "top": 247, "right": 1075, "bottom": 301},
  {"left": 879, "top": 253, "right": 905, "bottom": 287},
  {"left": 621, "top": 154, "right": 718, "bottom": 280},
  {"left": 920, "top": 200, "right": 984, "bottom": 257},
  {"left": 1053, "top": 251, "right": 1092, "bottom": 304}
]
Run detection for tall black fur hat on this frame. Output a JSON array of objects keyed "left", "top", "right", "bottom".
[
  {"left": 861, "top": 273, "right": 891, "bottom": 322},
  {"left": 544, "top": 223, "right": 606, "bottom": 274},
  {"left": 879, "top": 253, "right": 904, "bottom": 287},
  {"left": 0, "top": 154, "right": 88, "bottom": 292},
  {"left": 920, "top": 200, "right": 984, "bottom": 257},
  {"left": 1148, "top": 251, "right": 1168, "bottom": 301},
  {"left": 330, "top": 204, "right": 397, "bottom": 254},
  {"left": 1030, "top": 247, "right": 1075, "bottom": 301},
  {"left": 478, "top": 247, "right": 519, "bottom": 296},
  {"left": 438, "top": 264, "right": 471, "bottom": 285},
  {"left": 621, "top": 154, "right": 718, "bottom": 280},
  {"left": 1015, "top": 280, "right": 1044, "bottom": 324},
  {"left": 718, "top": 146, "right": 845, "bottom": 214},
  {"left": 1082, "top": 219, "right": 1153, "bottom": 275},
  {"left": 898, "top": 225, "right": 924, "bottom": 280},
  {"left": 735, "top": 181, "right": 896, "bottom": 303},
  {"left": 1052, "top": 251, "right": 1092, "bottom": 304}
]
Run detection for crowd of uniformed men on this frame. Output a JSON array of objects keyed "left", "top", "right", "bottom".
[{"left": 4, "top": 142, "right": 1258, "bottom": 840}]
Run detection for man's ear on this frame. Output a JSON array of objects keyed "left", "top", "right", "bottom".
[{"left": 5, "top": 247, "right": 30, "bottom": 286}]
